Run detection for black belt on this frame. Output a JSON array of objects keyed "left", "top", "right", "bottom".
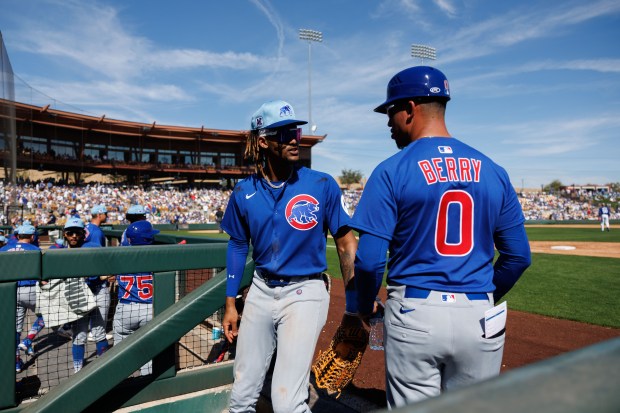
[{"left": 258, "top": 271, "right": 322, "bottom": 287}]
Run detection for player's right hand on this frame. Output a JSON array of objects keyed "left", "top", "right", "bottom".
[{"left": 223, "top": 297, "right": 239, "bottom": 344}]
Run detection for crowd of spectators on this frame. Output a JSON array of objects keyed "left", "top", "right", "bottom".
[
  {"left": 1, "top": 180, "right": 617, "bottom": 227},
  {"left": 518, "top": 190, "right": 618, "bottom": 221},
  {"left": 1, "top": 180, "right": 231, "bottom": 227}
]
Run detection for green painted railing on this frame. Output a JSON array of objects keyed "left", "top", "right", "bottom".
[
  {"left": 379, "top": 337, "right": 620, "bottom": 413},
  {"left": 1, "top": 234, "right": 254, "bottom": 412}
]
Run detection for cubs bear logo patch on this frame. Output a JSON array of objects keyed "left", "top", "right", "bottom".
[{"left": 286, "top": 194, "right": 320, "bottom": 230}]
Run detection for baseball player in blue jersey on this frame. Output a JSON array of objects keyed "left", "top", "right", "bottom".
[
  {"left": 63, "top": 217, "right": 110, "bottom": 372},
  {"left": 351, "top": 66, "right": 531, "bottom": 408},
  {"left": 1, "top": 224, "right": 45, "bottom": 373},
  {"left": 113, "top": 220, "right": 159, "bottom": 375},
  {"left": 22, "top": 220, "right": 40, "bottom": 247},
  {"left": 84, "top": 204, "right": 113, "bottom": 342},
  {"left": 221, "top": 100, "right": 358, "bottom": 413},
  {"left": 120, "top": 204, "right": 147, "bottom": 246},
  {"left": 598, "top": 203, "right": 611, "bottom": 231},
  {"left": 85, "top": 204, "right": 107, "bottom": 247}
]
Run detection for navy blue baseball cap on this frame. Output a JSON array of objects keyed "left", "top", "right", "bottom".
[{"left": 251, "top": 100, "right": 307, "bottom": 131}]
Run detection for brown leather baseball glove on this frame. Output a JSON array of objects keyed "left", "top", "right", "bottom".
[{"left": 312, "top": 314, "right": 369, "bottom": 398}]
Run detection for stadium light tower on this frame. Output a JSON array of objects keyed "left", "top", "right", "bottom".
[
  {"left": 299, "top": 29, "right": 322, "bottom": 135},
  {"left": 411, "top": 44, "right": 436, "bottom": 63}
]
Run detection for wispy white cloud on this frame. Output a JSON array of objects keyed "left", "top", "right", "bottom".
[
  {"left": 14, "top": 74, "right": 192, "bottom": 123},
  {"left": 495, "top": 115, "right": 620, "bottom": 156},
  {"left": 438, "top": 0, "right": 620, "bottom": 64},
  {"left": 450, "top": 58, "right": 620, "bottom": 99},
  {"left": 433, "top": 0, "right": 457, "bottom": 17},
  {"left": 147, "top": 49, "right": 280, "bottom": 71},
  {"left": 11, "top": 0, "right": 275, "bottom": 81},
  {"left": 247, "top": 0, "right": 286, "bottom": 64},
  {"left": 540, "top": 59, "right": 620, "bottom": 73}
]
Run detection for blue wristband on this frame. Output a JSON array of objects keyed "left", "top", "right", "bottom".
[{"left": 345, "top": 289, "right": 358, "bottom": 314}]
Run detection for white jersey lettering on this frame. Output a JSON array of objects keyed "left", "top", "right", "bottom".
[{"left": 419, "top": 157, "right": 483, "bottom": 185}]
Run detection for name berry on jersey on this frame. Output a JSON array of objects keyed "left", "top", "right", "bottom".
[{"left": 418, "top": 156, "right": 482, "bottom": 185}]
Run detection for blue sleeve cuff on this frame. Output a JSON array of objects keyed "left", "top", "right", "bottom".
[{"left": 345, "top": 289, "right": 358, "bottom": 314}]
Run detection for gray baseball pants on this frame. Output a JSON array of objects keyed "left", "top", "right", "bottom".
[
  {"left": 73, "top": 284, "right": 109, "bottom": 345},
  {"left": 113, "top": 302, "right": 153, "bottom": 375},
  {"left": 16, "top": 285, "right": 37, "bottom": 333},
  {"left": 229, "top": 273, "right": 329, "bottom": 413},
  {"left": 384, "top": 285, "right": 505, "bottom": 409}
]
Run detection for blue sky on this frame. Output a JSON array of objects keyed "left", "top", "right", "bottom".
[{"left": 1, "top": 0, "right": 619, "bottom": 189}]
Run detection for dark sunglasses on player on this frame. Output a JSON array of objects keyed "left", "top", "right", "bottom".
[
  {"left": 386, "top": 100, "right": 409, "bottom": 117},
  {"left": 261, "top": 127, "right": 302, "bottom": 144},
  {"left": 64, "top": 230, "right": 84, "bottom": 237}
]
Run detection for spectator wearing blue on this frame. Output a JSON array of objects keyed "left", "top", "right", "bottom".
[
  {"left": 1, "top": 224, "right": 44, "bottom": 373},
  {"left": 63, "top": 217, "right": 110, "bottom": 372},
  {"left": 85, "top": 204, "right": 107, "bottom": 247},
  {"left": 121, "top": 205, "right": 147, "bottom": 246},
  {"left": 0, "top": 235, "right": 6, "bottom": 248}
]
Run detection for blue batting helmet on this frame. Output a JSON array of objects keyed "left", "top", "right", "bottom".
[
  {"left": 374, "top": 66, "right": 451, "bottom": 113},
  {"left": 126, "top": 221, "right": 160, "bottom": 246}
]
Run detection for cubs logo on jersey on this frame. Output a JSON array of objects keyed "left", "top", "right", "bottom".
[{"left": 286, "top": 194, "right": 320, "bottom": 230}]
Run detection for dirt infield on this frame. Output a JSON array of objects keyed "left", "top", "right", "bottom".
[
  {"left": 314, "top": 240, "right": 620, "bottom": 408},
  {"left": 530, "top": 241, "right": 620, "bottom": 258}
]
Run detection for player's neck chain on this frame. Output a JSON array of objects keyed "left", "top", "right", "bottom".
[{"left": 263, "top": 168, "right": 293, "bottom": 189}]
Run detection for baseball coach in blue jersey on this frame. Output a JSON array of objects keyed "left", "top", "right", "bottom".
[
  {"left": 221, "top": 100, "right": 358, "bottom": 413},
  {"left": 351, "top": 66, "right": 531, "bottom": 408}
]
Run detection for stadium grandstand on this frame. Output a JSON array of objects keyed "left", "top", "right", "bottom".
[{"left": 0, "top": 98, "right": 325, "bottom": 187}]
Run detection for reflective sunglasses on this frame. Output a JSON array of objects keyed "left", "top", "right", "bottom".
[
  {"left": 261, "top": 127, "right": 302, "bottom": 144},
  {"left": 64, "top": 230, "right": 84, "bottom": 237}
]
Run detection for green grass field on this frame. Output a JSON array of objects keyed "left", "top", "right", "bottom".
[
  {"left": 525, "top": 226, "right": 620, "bottom": 242},
  {"left": 176, "top": 227, "right": 620, "bottom": 329}
]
